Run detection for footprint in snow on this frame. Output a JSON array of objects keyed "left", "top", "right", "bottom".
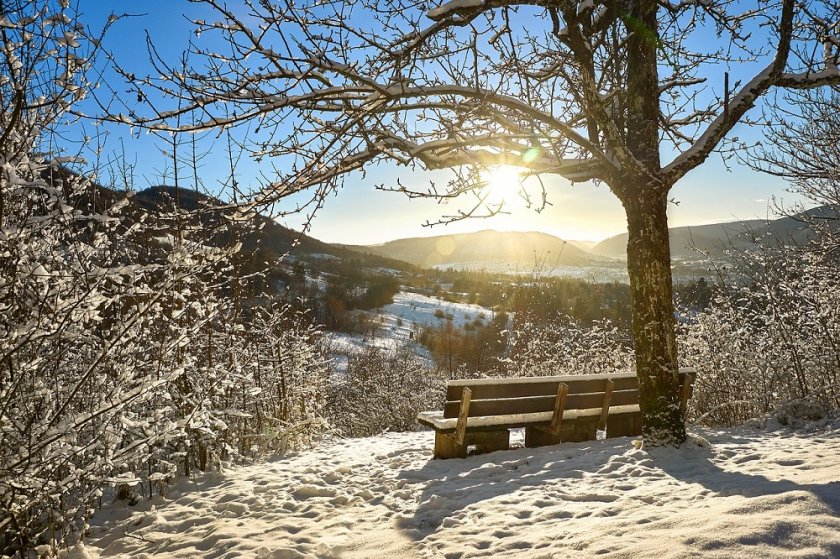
[
  {"left": 561, "top": 492, "right": 619, "bottom": 503},
  {"left": 292, "top": 485, "right": 337, "bottom": 499},
  {"left": 329, "top": 495, "right": 351, "bottom": 506},
  {"left": 354, "top": 488, "right": 375, "bottom": 501},
  {"left": 539, "top": 510, "right": 573, "bottom": 520},
  {"left": 212, "top": 501, "right": 249, "bottom": 515},
  {"left": 531, "top": 498, "right": 554, "bottom": 508},
  {"left": 775, "top": 458, "right": 805, "bottom": 466},
  {"left": 440, "top": 517, "right": 460, "bottom": 528},
  {"left": 598, "top": 508, "right": 620, "bottom": 517},
  {"left": 321, "top": 471, "right": 344, "bottom": 483},
  {"left": 390, "top": 489, "right": 414, "bottom": 501}
]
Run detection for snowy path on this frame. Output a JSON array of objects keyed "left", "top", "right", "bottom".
[{"left": 69, "top": 423, "right": 840, "bottom": 558}]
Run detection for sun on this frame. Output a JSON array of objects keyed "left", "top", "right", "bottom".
[{"left": 482, "top": 166, "right": 524, "bottom": 209}]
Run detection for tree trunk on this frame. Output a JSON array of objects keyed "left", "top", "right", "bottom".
[
  {"left": 622, "top": 188, "right": 686, "bottom": 446},
  {"left": 612, "top": 0, "right": 685, "bottom": 446}
]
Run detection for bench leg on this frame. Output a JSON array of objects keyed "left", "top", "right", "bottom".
[
  {"left": 525, "top": 418, "right": 599, "bottom": 448},
  {"left": 433, "top": 430, "right": 510, "bottom": 458},
  {"left": 471, "top": 430, "right": 510, "bottom": 455},
  {"left": 606, "top": 412, "right": 642, "bottom": 438},
  {"left": 524, "top": 425, "right": 562, "bottom": 448},
  {"left": 434, "top": 431, "right": 467, "bottom": 459}
]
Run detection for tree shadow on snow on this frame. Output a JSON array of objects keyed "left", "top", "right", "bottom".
[
  {"left": 395, "top": 431, "right": 840, "bottom": 543},
  {"left": 393, "top": 434, "right": 633, "bottom": 539},
  {"left": 651, "top": 443, "right": 840, "bottom": 517}
]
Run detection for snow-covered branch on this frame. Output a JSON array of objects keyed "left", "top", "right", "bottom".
[
  {"left": 664, "top": 0, "right": 796, "bottom": 183},
  {"left": 774, "top": 67, "right": 840, "bottom": 88}
]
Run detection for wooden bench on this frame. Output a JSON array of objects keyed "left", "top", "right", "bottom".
[{"left": 417, "top": 368, "right": 696, "bottom": 459}]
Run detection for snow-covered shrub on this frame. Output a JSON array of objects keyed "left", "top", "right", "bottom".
[
  {"left": 1, "top": 163, "right": 328, "bottom": 558},
  {"left": 502, "top": 313, "right": 635, "bottom": 377},
  {"left": 0, "top": 3, "right": 147, "bottom": 552},
  {"left": 0, "top": 164, "right": 258, "bottom": 553},
  {"left": 689, "top": 87, "right": 840, "bottom": 426},
  {"left": 0, "top": 171, "right": 176, "bottom": 552},
  {"left": 199, "top": 305, "right": 330, "bottom": 459},
  {"left": 0, "top": 3, "right": 328, "bottom": 554},
  {"left": 326, "top": 345, "right": 444, "bottom": 437},
  {"left": 680, "top": 246, "right": 840, "bottom": 426}
]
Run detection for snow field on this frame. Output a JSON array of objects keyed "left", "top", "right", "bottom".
[
  {"left": 66, "top": 421, "right": 840, "bottom": 558},
  {"left": 325, "top": 290, "right": 495, "bottom": 367},
  {"left": 379, "top": 291, "right": 497, "bottom": 334}
]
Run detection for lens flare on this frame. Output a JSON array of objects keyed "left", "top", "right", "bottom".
[{"left": 482, "top": 166, "right": 523, "bottom": 208}]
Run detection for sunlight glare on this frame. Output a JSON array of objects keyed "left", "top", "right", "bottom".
[{"left": 483, "top": 166, "right": 525, "bottom": 209}]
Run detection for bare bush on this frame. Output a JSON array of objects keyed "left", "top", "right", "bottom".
[
  {"left": 326, "top": 346, "right": 444, "bottom": 438},
  {"left": 0, "top": 3, "right": 329, "bottom": 555},
  {"left": 680, "top": 247, "right": 840, "bottom": 426},
  {"left": 682, "top": 88, "right": 840, "bottom": 427},
  {"left": 502, "top": 313, "right": 635, "bottom": 378}
]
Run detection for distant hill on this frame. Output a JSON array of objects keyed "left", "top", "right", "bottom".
[
  {"left": 564, "top": 239, "right": 600, "bottom": 252},
  {"left": 135, "top": 186, "right": 334, "bottom": 256},
  {"left": 134, "top": 186, "right": 418, "bottom": 273},
  {"left": 591, "top": 208, "right": 834, "bottom": 260},
  {"left": 341, "top": 230, "right": 599, "bottom": 269}
]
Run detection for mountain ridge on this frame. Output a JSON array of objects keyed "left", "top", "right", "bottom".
[
  {"left": 591, "top": 207, "right": 834, "bottom": 259},
  {"left": 336, "top": 206, "right": 835, "bottom": 269},
  {"left": 130, "top": 184, "right": 836, "bottom": 270},
  {"left": 337, "top": 229, "right": 599, "bottom": 269}
]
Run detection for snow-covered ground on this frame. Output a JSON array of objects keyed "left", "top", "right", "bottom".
[
  {"left": 325, "top": 290, "right": 496, "bottom": 368},
  {"left": 433, "top": 261, "right": 631, "bottom": 282},
  {"left": 380, "top": 291, "right": 497, "bottom": 334},
  {"left": 67, "top": 420, "right": 840, "bottom": 558}
]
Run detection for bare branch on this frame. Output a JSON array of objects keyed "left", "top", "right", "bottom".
[{"left": 664, "top": 0, "right": 797, "bottom": 184}]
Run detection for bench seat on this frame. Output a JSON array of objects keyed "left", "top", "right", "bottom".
[{"left": 417, "top": 404, "right": 640, "bottom": 433}]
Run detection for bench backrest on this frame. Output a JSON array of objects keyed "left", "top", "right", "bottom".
[{"left": 442, "top": 369, "right": 695, "bottom": 419}]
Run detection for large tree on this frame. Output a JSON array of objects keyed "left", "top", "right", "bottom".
[{"left": 120, "top": 0, "right": 840, "bottom": 445}]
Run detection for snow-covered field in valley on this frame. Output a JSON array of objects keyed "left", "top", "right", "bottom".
[
  {"left": 325, "top": 290, "right": 497, "bottom": 366},
  {"left": 380, "top": 291, "right": 496, "bottom": 331},
  {"left": 65, "top": 420, "right": 840, "bottom": 559}
]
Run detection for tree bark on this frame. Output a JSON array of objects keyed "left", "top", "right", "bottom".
[
  {"left": 622, "top": 188, "right": 686, "bottom": 446},
  {"left": 612, "top": 0, "right": 685, "bottom": 446}
]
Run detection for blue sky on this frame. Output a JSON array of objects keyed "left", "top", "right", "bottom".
[{"left": 75, "top": 0, "right": 800, "bottom": 244}]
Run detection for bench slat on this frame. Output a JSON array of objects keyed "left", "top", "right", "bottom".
[
  {"left": 445, "top": 373, "right": 638, "bottom": 401},
  {"left": 444, "top": 369, "right": 696, "bottom": 401},
  {"left": 442, "top": 388, "right": 648, "bottom": 418},
  {"left": 418, "top": 404, "right": 642, "bottom": 433}
]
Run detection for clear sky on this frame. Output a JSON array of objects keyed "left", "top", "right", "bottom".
[{"left": 75, "top": 0, "right": 801, "bottom": 245}]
